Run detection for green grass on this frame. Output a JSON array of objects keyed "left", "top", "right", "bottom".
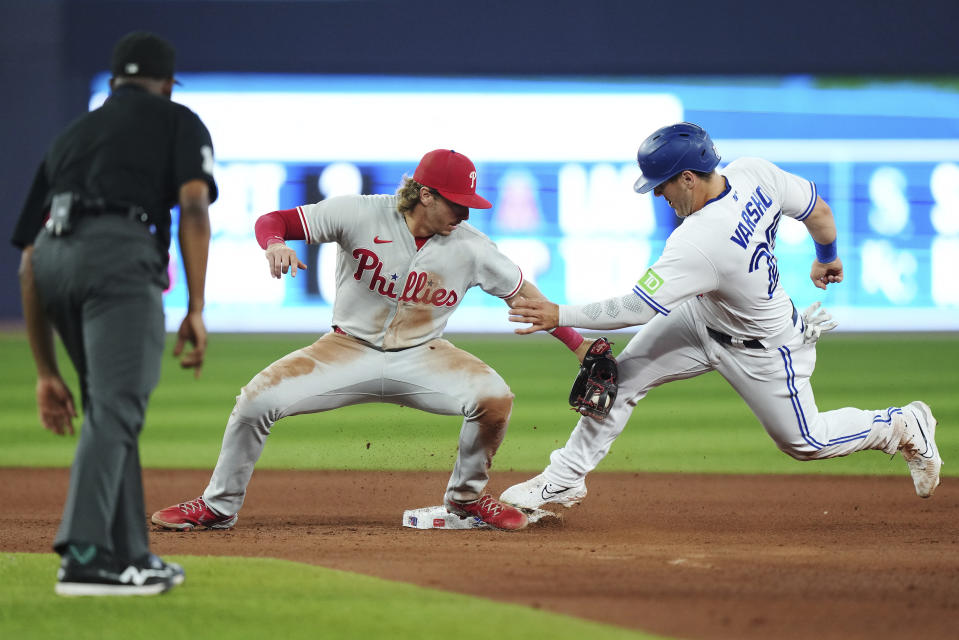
[
  {"left": 2, "top": 331, "right": 956, "bottom": 640},
  {"left": 1, "top": 330, "right": 957, "bottom": 476},
  {"left": 0, "top": 553, "right": 659, "bottom": 640}
]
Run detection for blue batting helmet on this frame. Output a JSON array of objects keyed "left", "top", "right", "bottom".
[{"left": 633, "top": 122, "right": 720, "bottom": 194}]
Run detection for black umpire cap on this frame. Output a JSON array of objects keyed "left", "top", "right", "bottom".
[{"left": 111, "top": 31, "right": 176, "bottom": 79}]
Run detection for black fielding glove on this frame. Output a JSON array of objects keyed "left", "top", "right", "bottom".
[{"left": 569, "top": 337, "right": 618, "bottom": 420}]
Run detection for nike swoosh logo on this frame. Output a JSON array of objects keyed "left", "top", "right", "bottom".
[
  {"left": 912, "top": 412, "right": 933, "bottom": 458},
  {"left": 541, "top": 484, "right": 571, "bottom": 500},
  {"left": 917, "top": 434, "right": 932, "bottom": 457},
  {"left": 374, "top": 236, "right": 392, "bottom": 244}
]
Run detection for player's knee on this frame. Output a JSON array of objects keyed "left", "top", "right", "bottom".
[
  {"left": 483, "top": 393, "right": 514, "bottom": 426},
  {"left": 234, "top": 355, "right": 315, "bottom": 419},
  {"left": 234, "top": 378, "right": 283, "bottom": 424},
  {"left": 468, "top": 394, "right": 513, "bottom": 461},
  {"left": 469, "top": 391, "right": 514, "bottom": 427},
  {"left": 775, "top": 439, "right": 821, "bottom": 461}
]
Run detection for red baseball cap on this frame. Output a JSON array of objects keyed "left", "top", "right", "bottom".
[{"left": 413, "top": 149, "right": 492, "bottom": 209}]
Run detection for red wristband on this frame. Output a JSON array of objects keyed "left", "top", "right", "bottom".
[{"left": 549, "top": 326, "right": 585, "bottom": 352}]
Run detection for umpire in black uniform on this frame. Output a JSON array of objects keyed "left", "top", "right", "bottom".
[{"left": 11, "top": 31, "right": 218, "bottom": 596}]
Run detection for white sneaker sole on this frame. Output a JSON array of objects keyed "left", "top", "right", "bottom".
[{"left": 55, "top": 581, "right": 174, "bottom": 596}]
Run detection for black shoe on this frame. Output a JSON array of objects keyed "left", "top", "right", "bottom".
[{"left": 55, "top": 549, "right": 185, "bottom": 596}]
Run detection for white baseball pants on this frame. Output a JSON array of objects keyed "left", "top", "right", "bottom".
[{"left": 545, "top": 300, "right": 903, "bottom": 486}]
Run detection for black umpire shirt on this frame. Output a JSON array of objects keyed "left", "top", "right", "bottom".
[{"left": 11, "top": 83, "right": 219, "bottom": 264}]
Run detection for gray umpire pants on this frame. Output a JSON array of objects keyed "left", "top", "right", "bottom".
[{"left": 32, "top": 215, "right": 166, "bottom": 563}]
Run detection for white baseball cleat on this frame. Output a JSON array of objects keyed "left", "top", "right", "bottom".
[
  {"left": 899, "top": 401, "right": 942, "bottom": 498},
  {"left": 499, "top": 473, "right": 587, "bottom": 511}
]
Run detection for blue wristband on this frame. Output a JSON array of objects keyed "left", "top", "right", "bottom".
[{"left": 815, "top": 240, "right": 837, "bottom": 263}]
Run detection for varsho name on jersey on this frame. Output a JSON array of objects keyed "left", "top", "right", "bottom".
[{"left": 729, "top": 186, "right": 774, "bottom": 249}]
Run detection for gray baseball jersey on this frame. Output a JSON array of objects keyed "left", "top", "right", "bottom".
[
  {"left": 201, "top": 193, "right": 525, "bottom": 515},
  {"left": 297, "top": 194, "right": 522, "bottom": 349}
]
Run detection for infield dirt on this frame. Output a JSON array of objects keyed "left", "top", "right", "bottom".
[{"left": 2, "top": 468, "right": 956, "bottom": 639}]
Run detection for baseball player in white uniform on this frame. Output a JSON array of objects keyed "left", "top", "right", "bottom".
[
  {"left": 500, "top": 123, "right": 942, "bottom": 512},
  {"left": 152, "top": 149, "right": 591, "bottom": 532}
]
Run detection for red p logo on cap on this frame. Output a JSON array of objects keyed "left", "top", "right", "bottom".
[{"left": 413, "top": 149, "right": 492, "bottom": 209}]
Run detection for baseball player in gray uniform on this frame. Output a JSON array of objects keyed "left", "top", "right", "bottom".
[
  {"left": 500, "top": 122, "right": 942, "bottom": 511},
  {"left": 152, "top": 149, "right": 591, "bottom": 532}
]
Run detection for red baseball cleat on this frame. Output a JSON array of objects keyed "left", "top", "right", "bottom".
[
  {"left": 151, "top": 496, "right": 238, "bottom": 531},
  {"left": 447, "top": 494, "right": 528, "bottom": 531}
]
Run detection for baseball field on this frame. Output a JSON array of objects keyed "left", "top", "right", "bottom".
[{"left": 1, "top": 330, "right": 956, "bottom": 639}]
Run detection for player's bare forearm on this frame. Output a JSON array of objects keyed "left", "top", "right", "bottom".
[
  {"left": 802, "top": 197, "right": 843, "bottom": 289},
  {"left": 801, "top": 197, "right": 837, "bottom": 245},
  {"left": 506, "top": 281, "right": 549, "bottom": 307}
]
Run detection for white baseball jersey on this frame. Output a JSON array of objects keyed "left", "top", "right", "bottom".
[
  {"left": 537, "top": 157, "right": 909, "bottom": 493},
  {"left": 632, "top": 157, "right": 817, "bottom": 340},
  {"left": 295, "top": 194, "right": 523, "bottom": 350}
]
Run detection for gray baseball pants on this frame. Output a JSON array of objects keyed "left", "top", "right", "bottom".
[{"left": 32, "top": 215, "right": 166, "bottom": 562}]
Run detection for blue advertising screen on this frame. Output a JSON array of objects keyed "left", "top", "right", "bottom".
[{"left": 91, "top": 75, "right": 959, "bottom": 332}]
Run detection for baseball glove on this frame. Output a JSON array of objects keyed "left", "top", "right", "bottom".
[{"left": 569, "top": 338, "right": 618, "bottom": 420}]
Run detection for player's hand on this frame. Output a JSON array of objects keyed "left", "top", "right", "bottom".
[
  {"left": 509, "top": 296, "right": 560, "bottom": 334},
  {"left": 36, "top": 375, "right": 77, "bottom": 436},
  {"left": 265, "top": 242, "right": 307, "bottom": 279},
  {"left": 810, "top": 257, "right": 843, "bottom": 290},
  {"left": 173, "top": 310, "right": 207, "bottom": 378}
]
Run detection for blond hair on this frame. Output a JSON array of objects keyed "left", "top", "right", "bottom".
[{"left": 396, "top": 175, "right": 427, "bottom": 215}]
